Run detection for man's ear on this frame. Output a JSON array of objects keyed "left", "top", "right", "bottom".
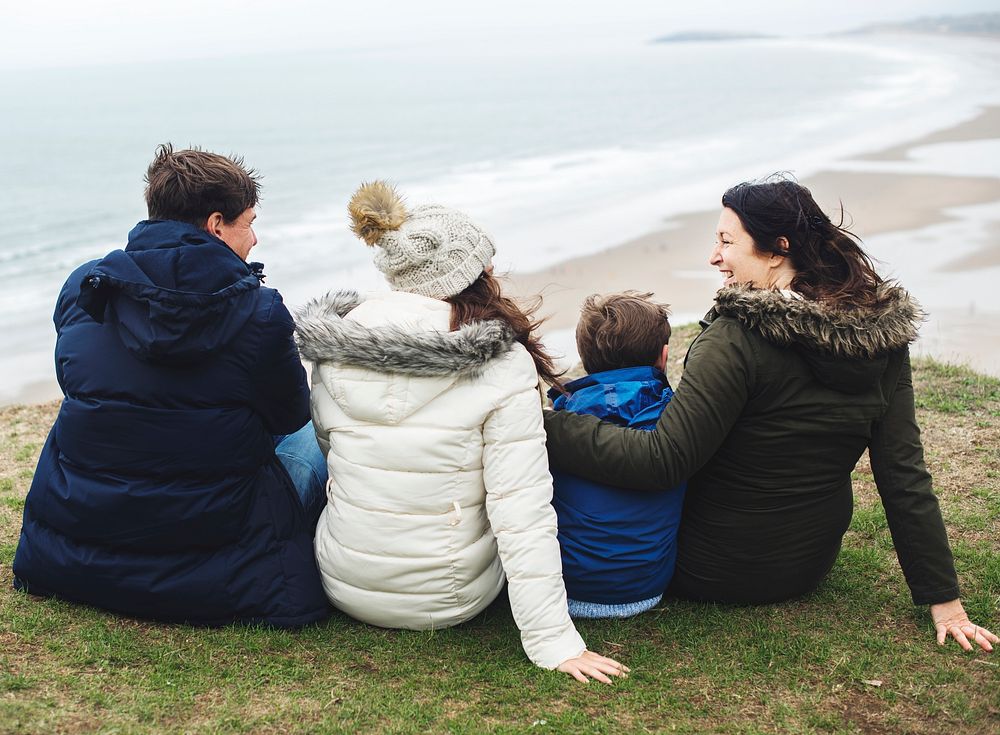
[
  {"left": 203, "top": 212, "right": 226, "bottom": 238},
  {"left": 654, "top": 344, "right": 670, "bottom": 372}
]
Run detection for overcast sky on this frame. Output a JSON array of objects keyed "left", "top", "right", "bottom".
[{"left": 2, "top": 0, "right": 998, "bottom": 70}]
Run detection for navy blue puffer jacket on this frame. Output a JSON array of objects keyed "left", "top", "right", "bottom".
[{"left": 12, "top": 220, "right": 329, "bottom": 627}]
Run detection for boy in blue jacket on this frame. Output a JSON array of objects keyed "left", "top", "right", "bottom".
[{"left": 548, "top": 292, "right": 686, "bottom": 618}]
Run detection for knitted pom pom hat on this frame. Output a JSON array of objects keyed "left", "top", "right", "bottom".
[{"left": 348, "top": 181, "right": 496, "bottom": 299}]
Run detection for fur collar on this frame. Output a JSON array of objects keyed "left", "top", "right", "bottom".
[
  {"left": 710, "top": 284, "right": 924, "bottom": 359},
  {"left": 294, "top": 290, "right": 516, "bottom": 377}
]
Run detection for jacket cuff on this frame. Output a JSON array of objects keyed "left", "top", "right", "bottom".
[
  {"left": 911, "top": 585, "right": 961, "bottom": 606},
  {"left": 523, "top": 626, "right": 587, "bottom": 670}
]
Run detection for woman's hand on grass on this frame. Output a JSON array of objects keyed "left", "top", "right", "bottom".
[
  {"left": 930, "top": 599, "right": 998, "bottom": 652},
  {"left": 557, "top": 650, "right": 629, "bottom": 684}
]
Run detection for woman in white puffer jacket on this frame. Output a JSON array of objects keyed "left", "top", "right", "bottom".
[{"left": 294, "top": 182, "right": 626, "bottom": 682}]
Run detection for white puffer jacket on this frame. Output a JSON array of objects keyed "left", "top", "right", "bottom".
[{"left": 295, "top": 290, "right": 586, "bottom": 670}]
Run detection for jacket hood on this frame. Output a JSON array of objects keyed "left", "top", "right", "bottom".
[
  {"left": 294, "top": 290, "right": 515, "bottom": 378},
  {"left": 295, "top": 290, "right": 516, "bottom": 424},
  {"left": 77, "top": 220, "right": 264, "bottom": 365},
  {"left": 708, "top": 284, "right": 923, "bottom": 394},
  {"left": 549, "top": 366, "right": 673, "bottom": 429}
]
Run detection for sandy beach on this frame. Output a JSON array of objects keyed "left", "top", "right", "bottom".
[
  {"left": 4, "top": 61, "right": 1000, "bottom": 407},
  {"left": 511, "top": 104, "right": 1000, "bottom": 377}
]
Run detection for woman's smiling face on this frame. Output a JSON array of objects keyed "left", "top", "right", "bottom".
[{"left": 710, "top": 207, "right": 776, "bottom": 288}]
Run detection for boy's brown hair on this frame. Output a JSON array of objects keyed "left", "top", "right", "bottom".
[
  {"left": 144, "top": 143, "right": 261, "bottom": 226},
  {"left": 576, "top": 291, "right": 671, "bottom": 374}
]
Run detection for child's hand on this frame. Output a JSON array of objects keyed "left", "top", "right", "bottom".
[{"left": 557, "top": 650, "right": 629, "bottom": 684}]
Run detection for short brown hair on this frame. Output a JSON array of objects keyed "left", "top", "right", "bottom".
[
  {"left": 576, "top": 291, "right": 671, "bottom": 374},
  {"left": 144, "top": 143, "right": 261, "bottom": 226}
]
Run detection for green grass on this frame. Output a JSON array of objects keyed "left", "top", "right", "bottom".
[
  {"left": 0, "top": 354, "right": 998, "bottom": 734},
  {"left": 912, "top": 359, "right": 1000, "bottom": 414},
  {"left": 13, "top": 443, "right": 38, "bottom": 464}
]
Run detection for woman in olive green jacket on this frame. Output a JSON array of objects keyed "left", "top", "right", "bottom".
[{"left": 544, "top": 177, "right": 997, "bottom": 652}]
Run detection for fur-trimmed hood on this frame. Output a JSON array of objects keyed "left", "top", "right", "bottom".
[
  {"left": 707, "top": 284, "right": 923, "bottom": 394},
  {"left": 294, "top": 290, "right": 515, "bottom": 378},
  {"left": 710, "top": 284, "right": 922, "bottom": 358}
]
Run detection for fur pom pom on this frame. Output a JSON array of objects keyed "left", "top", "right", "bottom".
[{"left": 348, "top": 181, "right": 407, "bottom": 246}]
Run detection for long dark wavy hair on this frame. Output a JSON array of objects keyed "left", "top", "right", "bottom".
[
  {"left": 446, "top": 272, "right": 564, "bottom": 390},
  {"left": 722, "top": 175, "right": 885, "bottom": 307}
]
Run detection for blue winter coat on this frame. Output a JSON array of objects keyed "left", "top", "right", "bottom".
[
  {"left": 548, "top": 367, "right": 686, "bottom": 604},
  {"left": 12, "top": 220, "right": 329, "bottom": 627}
]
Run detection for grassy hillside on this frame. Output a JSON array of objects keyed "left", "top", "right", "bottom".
[{"left": 1, "top": 327, "right": 997, "bottom": 734}]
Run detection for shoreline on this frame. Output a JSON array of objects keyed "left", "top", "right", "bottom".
[
  {"left": 4, "top": 106, "right": 1000, "bottom": 406},
  {"left": 510, "top": 105, "right": 1000, "bottom": 377}
]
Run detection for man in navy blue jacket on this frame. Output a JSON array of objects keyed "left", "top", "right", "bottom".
[{"left": 12, "top": 144, "right": 329, "bottom": 627}]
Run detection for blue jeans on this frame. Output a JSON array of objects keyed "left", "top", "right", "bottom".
[{"left": 274, "top": 421, "right": 328, "bottom": 525}]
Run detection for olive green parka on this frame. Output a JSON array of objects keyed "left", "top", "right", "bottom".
[{"left": 543, "top": 285, "right": 959, "bottom": 605}]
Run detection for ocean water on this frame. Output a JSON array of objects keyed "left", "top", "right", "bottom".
[{"left": 2, "top": 33, "right": 999, "bottom": 401}]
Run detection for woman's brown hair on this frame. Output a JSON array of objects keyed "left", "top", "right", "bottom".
[
  {"left": 447, "top": 273, "right": 564, "bottom": 390},
  {"left": 722, "top": 175, "right": 884, "bottom": 307}
]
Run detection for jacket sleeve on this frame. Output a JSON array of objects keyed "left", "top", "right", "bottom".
[
  {"left": 543, "top": 318, "right": 755, "bottom": 492},
  {"left": 868, "top": 350, "right": 960, "bottom": 605},
  {"left": 54, "top": 262, "right": 96, "bottom": 393},
  {"left": 482, "top": 349, "right": 587, "bottom": 670},
  {"left": 251, "top": 291, "right": 311, "bottom": 435},
  {"left": 308, "top": 364, "right": 333, "bottom": 458}
]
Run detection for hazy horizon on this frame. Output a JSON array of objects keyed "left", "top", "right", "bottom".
[{"left": 3, "top": 1, "right": 999, "bottom": 71}]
